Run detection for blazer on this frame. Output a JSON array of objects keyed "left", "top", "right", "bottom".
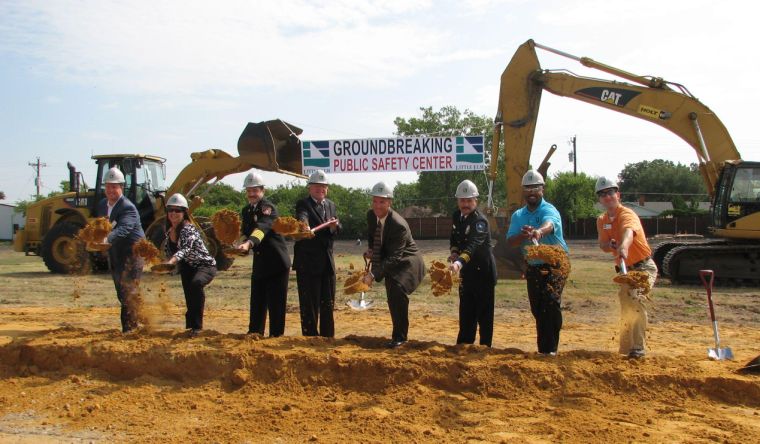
[
  {"left": 98, "top": 196, "right": 145, "bottom": 269},
  {"left": 292, "top": 196, "right": 341, "bottom": 274},
  {"left": 240, "top": 197, "right": 291, "bottom": 278},
  {"left": 367, "top": 209, "right": 425, "bottom": 295}
]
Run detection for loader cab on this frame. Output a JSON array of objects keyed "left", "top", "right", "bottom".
[
  {"left": 711, "top": 161, "right": 760, "bottom": 235},
  {"left": 92, "top": 155, "right": 167, "bottom": 229}
]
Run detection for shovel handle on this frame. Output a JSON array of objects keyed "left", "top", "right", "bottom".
[
  {"left": 311, "top": 219, "right": 335, "bottom": 233},
  {"left": 699, "top": 269, "right": 717, "bottom": 322}
]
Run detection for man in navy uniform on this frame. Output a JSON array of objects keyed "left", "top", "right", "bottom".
[
  {"left": 448, "top": 180, "right": 497, "bottom": 347},
  {"left": 293, "top": 170, "right": 341, "bottom": 337},
  {"left": 237, "top": 172, "right": 291, "bottom": 337},
  {"left": 98, "top": 166, "right": 145, "bottom": 333}
]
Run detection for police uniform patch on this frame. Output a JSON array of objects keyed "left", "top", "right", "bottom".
[
  {"left": 475, "top": 221, "right": 487, "bottom": 233},
  {"left": 262, "top": 206, "right": 272, "bottom": 215}
]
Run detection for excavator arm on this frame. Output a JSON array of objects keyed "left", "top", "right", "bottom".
[
  {"left": 490, "top": 39, "right": 741, "bottom": 215},
  {"left": 164, "top": 119, "right": 307, "bottom": 214}
]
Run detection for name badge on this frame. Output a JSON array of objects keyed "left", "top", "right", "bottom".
[{"left": 603, "top": 223, "right": 612, "bottom": 230}]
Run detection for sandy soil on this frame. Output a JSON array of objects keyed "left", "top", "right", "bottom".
[{"left": 0, "top": 241, "right": 759, "bottom": 443}]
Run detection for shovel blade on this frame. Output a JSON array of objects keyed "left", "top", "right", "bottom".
[
  {"left": 708, "top": 347, "right": 734, "bottom": 361},
  {"left": 347, "top": 294, "right": 374, "bottom": 311}
]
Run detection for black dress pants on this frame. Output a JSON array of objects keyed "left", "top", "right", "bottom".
[
  {"left": 179, "top": 263, "right": 217, "bottom": 330},
  {"left": 456, "top": 276, "right": 495, "bottom": 347},
  {"left": 296, "top": 270, "right": 335, "bottom": 337},
  {"left": 385, "top": 279, "right": 410, "bottom": 342},
  {"left": 249, "top": 270, "right": 289, "bottom": 337},
  {"left": 525, "top": 265, "right": 565, "bottom": 353},
  {"left": 111, "top": 255, "right": 144, "bottom": 332}
]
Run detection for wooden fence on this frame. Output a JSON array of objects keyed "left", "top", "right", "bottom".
[{"left": 404, "top": 215, "right": 710, "bottom": 240}]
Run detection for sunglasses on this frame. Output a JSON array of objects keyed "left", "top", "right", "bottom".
[
  {"left": 597, "top": 189, "right": 617, "bottom": 198},
  {"left": 167, "top": 207, "right": 185, "bottom": 213}
]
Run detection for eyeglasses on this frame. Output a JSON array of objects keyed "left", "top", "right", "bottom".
[
  {"left": 523, "top": 185, "right": 542, "bottom": 191},
  {"left": 597, "top": 189, "right": 617, "bottom": 198},
  {"left": 167, "top": 208, "right": 185, "bottom": 213}
]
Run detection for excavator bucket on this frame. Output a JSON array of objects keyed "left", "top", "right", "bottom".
[{"left": 238, "top": 119, "right": 305, "bottom": 177}]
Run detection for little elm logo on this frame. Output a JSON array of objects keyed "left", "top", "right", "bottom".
[
  {"left": 303, "top": 141, "right": 330, "bottom": 168},
  {"left": 456, "top": 136, "right": 484, "bottom": 164}
]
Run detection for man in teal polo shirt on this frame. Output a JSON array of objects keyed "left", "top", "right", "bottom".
[{"left": 507, "top": 170, "right": 569, "bottom": 355}]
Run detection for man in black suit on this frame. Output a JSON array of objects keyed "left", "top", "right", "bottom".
[
  {"left": 363, "top": 182, "right": 425, "bottom": 348},
  {"left": 98, "top": 167, "right": 146, "bottom": 333},
  {"left": 237, "top": 172, "right": 291, "bottom": 337},
  {"left": 293, "top": 170, "right": 341, "bottom": 337}
]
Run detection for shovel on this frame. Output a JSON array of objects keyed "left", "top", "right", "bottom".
[
  {"left": 347, "top": 258, "right": 374, "bottom": 311},
  {"left": 699, "top": 270, "right": 734, "bottom": 361}
]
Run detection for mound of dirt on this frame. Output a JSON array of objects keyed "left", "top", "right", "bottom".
[{"left": 1, "top": 329, "right": 759, "bottom": 443}]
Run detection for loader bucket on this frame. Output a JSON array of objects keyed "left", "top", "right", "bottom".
[{"left": 238, "top": 119, "right": 305, "bottom": 177}]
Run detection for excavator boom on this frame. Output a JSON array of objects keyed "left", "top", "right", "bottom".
[{"left": 492, "top": 39, "right": 759, "bottom": 285}]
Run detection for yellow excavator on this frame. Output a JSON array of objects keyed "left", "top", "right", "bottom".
[
  {"left": 13, "top": 119, "right": 306, "bottom": 273},
  {"left": 488, "top": 39, "right": 760, "bottom": 284}
]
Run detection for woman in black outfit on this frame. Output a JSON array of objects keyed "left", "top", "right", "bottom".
[{"left": 162, "top": 193, "right": 217, "bottom": 336}]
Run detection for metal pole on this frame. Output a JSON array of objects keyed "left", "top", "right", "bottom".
[{"left": 572, "top": 135, "right": 577, "bottom": 176}]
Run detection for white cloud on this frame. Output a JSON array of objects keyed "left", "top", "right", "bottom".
[{"left": 0, "top": 0, "right": 498, "bottom": 95}]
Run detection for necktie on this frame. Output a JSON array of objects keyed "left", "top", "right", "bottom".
[
  {"left": 318, "top": 201, "right": 326, "bottom": 220},
  {"left": 372, "top": 220, "right": 382, "bottom": 264}
]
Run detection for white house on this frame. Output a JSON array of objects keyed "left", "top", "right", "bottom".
[{"left": 0, "top": 204, "right": 25, "bottom": 240}]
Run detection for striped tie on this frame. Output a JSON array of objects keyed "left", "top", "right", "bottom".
[{"left": 372, "top": 221, "right": 382, "bottom": 264}]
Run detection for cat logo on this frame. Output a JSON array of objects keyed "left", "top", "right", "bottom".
[{"left": 575, "top": 87, "right": 640, "bottom": 107}]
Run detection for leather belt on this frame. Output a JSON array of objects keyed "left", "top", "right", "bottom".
[{"left": 615, "top": 256, "right": 652, "bottom": 273}]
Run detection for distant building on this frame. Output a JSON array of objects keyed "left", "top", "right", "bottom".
[{"left": 0, "top": 204, "right": 25, "bottom": 241}]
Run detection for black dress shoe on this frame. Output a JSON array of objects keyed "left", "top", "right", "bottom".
[{"left": 386, "top": 340, "right": 406, "bottom": 349}]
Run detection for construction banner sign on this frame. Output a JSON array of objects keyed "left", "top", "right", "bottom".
[{"left": 302, "top": 136, "right": 485, "bottom": 175}]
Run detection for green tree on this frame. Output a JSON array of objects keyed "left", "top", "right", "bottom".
[
  {"left": 394, "top": 106, "right": 502, "bottom": 215},
  {"left": 618, "top": 160, "right": 706, "bottom": 208},
  {"left": 14, "top": 180, "right": 70, "bottom": 215},
  {"left": 544, "top": 172, "right": 598, "bottom": 223}
]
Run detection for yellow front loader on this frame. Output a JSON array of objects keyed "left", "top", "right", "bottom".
[{"left": 14, "top": 120, "right": 306, "bottom": 274}]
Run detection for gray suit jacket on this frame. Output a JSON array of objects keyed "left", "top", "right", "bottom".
[{"left": 367, "top": 209, "right": 425, "bottom": 295}]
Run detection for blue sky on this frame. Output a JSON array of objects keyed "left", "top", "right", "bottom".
[{"left": 2, "top": 0, "right": 759, "bottom": 204}]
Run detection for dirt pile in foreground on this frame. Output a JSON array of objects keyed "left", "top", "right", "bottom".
[{"left": 1, "top": 329, "right": 758, "bottom": 443}]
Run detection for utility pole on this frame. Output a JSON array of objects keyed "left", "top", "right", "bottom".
[
  {"left": 28, "top": 157, "right": 47, "bottom": 199},
  {"left": 567, "top": 135, "right": 577, "bottom": 176}
]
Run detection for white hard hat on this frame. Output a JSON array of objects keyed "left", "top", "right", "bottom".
[
  {"left": 521, "top": 170, "right": 545, "bottom": 186},
  {"left": 455, "top": 179, "right": 479, "bottom": 198},
  {"left": 243, "top": 172, "right": 265, "bottom": 188},
  {"left": 308, "top": 170, "right": 329, "bottom": 185},
  {"left": 104, "top": 167, "right": 125, "bottom": 184},
  {"left": 370, "top": 181, "right": 393, "bottom": 198},
  {"left": 166, "top": 193, "right": 188, "bottom": 209},
  {"left": 595, "top": 176, "right": 619, "bottom": 193}
]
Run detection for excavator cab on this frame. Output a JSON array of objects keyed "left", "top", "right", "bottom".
[{"left": 711, "top": 161, "right": 760, "bottom": 239}]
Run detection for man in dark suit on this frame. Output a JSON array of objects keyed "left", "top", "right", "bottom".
[
  {"left": 98, "top": 167, "right": 146, "bottom": 333},
  {"left": 293, "top": 170, "right": 341, "bottom": 337},
  {"left": 363, "top": 182, "right": 425, "bottom": 348},
  {"left": 237, "top": 172, "right": 291, "bottom": 337}
]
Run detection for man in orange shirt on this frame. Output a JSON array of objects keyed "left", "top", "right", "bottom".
[{"left": 595, "top": 177, "right": 657, "bottom": 359}]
